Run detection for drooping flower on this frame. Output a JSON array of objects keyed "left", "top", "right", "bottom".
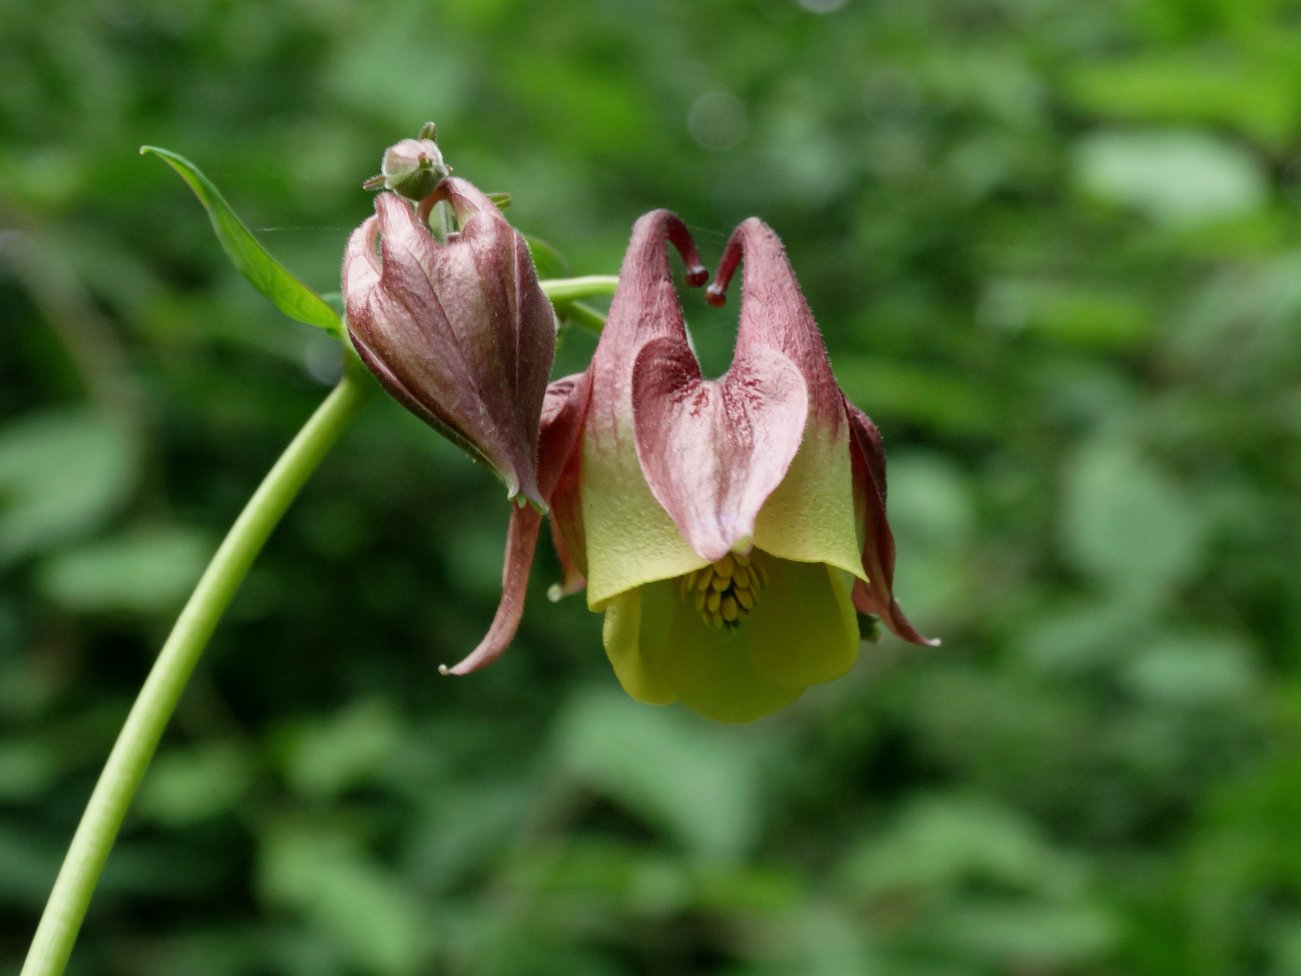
[
  {"left": 446, "top": 210, "right": 934, "bottom": 722},
  {"left": 342, "top": 176, "right": 556, "bottom": 509}
]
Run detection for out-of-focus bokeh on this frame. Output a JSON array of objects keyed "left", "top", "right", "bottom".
[{"left": 3, "top": 0, "right": 1300, "bottom": 973}]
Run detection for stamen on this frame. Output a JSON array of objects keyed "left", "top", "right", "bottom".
[{"left": 679, "top": 550, "right": 767, "bottom": 630}]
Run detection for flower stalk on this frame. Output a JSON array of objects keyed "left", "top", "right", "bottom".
[{"left": 21, "top": 370, "right": 372, "bottom": 976}]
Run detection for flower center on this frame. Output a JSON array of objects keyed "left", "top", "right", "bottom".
[{"left": 680, "top": 550, "right": 768, "bottom": 630}]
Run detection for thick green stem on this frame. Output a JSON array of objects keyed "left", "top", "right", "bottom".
[{"left": 22, "top": 371, "right": 372, "bottom": 976}]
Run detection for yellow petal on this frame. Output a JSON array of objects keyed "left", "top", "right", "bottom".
[
  {"left": 742, "top": 560, "right": 858, "bottom": 689},
  {"left": 599, "top": 553, "right": 860, "bottom": 723},
  {"left": 752, "top": 424, "right": 864, "bottom": 584},
  {"left": 601, "top": 586, "right": 676, "bottom": 705}
]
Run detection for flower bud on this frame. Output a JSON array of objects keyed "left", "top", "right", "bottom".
[
  {"left": 363, "top": 124, "right": 451, "bottom": 200},
  {"left": 342, "top": 177, "right": 556, "bottom": 508}
]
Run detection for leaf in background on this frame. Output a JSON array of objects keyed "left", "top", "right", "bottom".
[
  {"left": 1064, "top": 54, "right": 1297, "bottom": 149},
  {"left": 136, "top": 742, "right": 255, "bottom": 826},
  {"left": 979, "top": 277, "right": 1152, "bottom": 351},
  {"left": 835, "top": 358, "right": 1005, "bottom": 437},
  {"left": 140, "top": 146, "right": 342, "bottom": 335},
  {"left": 524, "top": 234, "right": 572, "bottom": 280},
  {"left": 1061, "top": 436, "right": 1206, "bottom": 599},
  {"left": 841, "top": 794, "right": 1084, "bottom": 898},
  {"left": 259, "top": 822, "right": 425, "bottom": 976},
  {"left": 1121, "top": 633, "right": 1260, "bottom": 708},
  {"left": 935, "top": 899, "right": 1117, "bottom": 968},
  {"left": 35, "top": 524, "right": 211, "bottom": 615},
  {"left": 552, "top": 687, "right": 763, "bottom": 861},
  {"left": 272, "top": 697, "right": 404, "bottom": 799},
  {"left": 0, "top": 409, "right": 136, "bottom": 566},
  {"left": 1073, "top": 129, "right": 1267, "bottom": 228}
]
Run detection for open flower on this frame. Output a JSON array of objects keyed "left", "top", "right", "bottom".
[
  {"left": 342, "top": 176, "right": 556, "bottom": 509},
  {"left": 447, "top": 210, "right": 934, "bottom": 722}
]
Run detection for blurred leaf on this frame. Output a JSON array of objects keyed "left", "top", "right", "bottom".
[
  {"left": 842, "top": 794, "right": 1086, "bottom": 899},
  {"left": 137, "top": 741, "right": 254, "bottom": 826},
  {"left": 259, "top": 822, "right": 425, "bottom": 976},
  {"left": 1011, "top": 599, "right": 1153, "bottom": 675},
  {"left": 935, "top": 898, "right": 1117, "bottom": 966},
  {"left": 406, "top": 781, "right": 532, "bottom": 894},
  {"left": 1271, "top": 921, "right": 1301, "bottom": 976},
  {"left": 510, "top": 838, "right": 692, "bottom": 916},
  {"left": 273, "top": 697, "right": 404, "bottom": 799},
  {"left": 141, "top": 146, "right": 342, "bottom": 335},
  {"left": 836, "top": 359, "right": 1004, "bottom": 437},
  {"left": 887, "top": 453, "right": 977, "bottom": 548},
  {"left": 127, "top": 926, "right": 269, "bottom": 976},
  {"left": 1065, "top": 55, "right": 1298, "bottom": 148},
  {"left": 1165, "top": 250, "right": 1301, "bottom": 391},
  {"left": 0, "top": 409, "right": 135, "bottom": 565},
  {"left": 553, "top": 687, "right": 762, "bottom": 861},
  {"left": 979, "top": 277, "right": 1152, "bottom": 350},
  {"left": 1122, "top": 633, "right": 1260, "bottom": 708},
  {"left": 35, "top": 524, "right": 211, "bottom": 615},
  {"left": 0, "top": 736, "right": 62, "bottom": 801},
  {"left": 0, "top": 818, "right": 63, "bottom": 906},
  {"left": 884, "top": 451, "right": 977, "bottom": 620},
  {"left": 525, "top": 234, "right": 572, "bottom": 279},
  {"left": 1074, "top": 129, "right": 1268, "bottom": 227},
  {"left": 1061, "top": 437, "right": 1206, "bottom": 597}
]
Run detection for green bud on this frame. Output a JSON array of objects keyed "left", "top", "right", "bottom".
[{"left": 362, "top": 126, "right": 451, "bottom": 200}]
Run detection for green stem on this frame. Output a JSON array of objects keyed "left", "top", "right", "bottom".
[
  {"left": 554, "top": 300, "right": 608, "bottom": 336},
  {"left": 539, "top": 275, "right": 618, "bottom": 303},
  {"left": 22, "top": 371, "right": 372, "bottom": 976}
]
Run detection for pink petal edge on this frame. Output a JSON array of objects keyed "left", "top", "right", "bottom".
[
  {"left": 845, "top": 398, "right": 938, "bottom": 646},
  {"left": 631, "top": 337, "right": 809, "bottom": 561},
  {"left": 444, "top": 373, "right": 591, "bottom": 674},
  {"left": 441, "top": 503, "right": 542, "bottom": 674}
]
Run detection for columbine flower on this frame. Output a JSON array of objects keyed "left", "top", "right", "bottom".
[
  {"left": 342, "top": 176, "right": 556, "bottom": 508},
  {"left": 445, "top": 210, "right": 934, "bottom": 722}
]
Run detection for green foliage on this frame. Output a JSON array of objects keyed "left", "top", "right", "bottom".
[{"left": 3, "top": 0, "right": 1301, "bottom": 973}]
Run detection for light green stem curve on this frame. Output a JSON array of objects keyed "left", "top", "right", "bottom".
[
  {"left": 539, "top": 275, "right": 618, "bottom": 303},
  {"left": 22, "top": 371, "right": 372, "bottom": 976}
]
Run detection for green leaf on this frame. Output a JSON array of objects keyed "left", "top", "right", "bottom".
[
  {"left": 553, "top": 686, "right": 763, "bottom": 860},
  {"left": 34, "top": 524, "right": 212, "bottom": 615},
  {"left": 1073, "top": 129, "right": 1268, "bottom": 228},
  {"left": 272, "top": 697, "right": 404, "bottom": 799},
  {"left": 1122, "top": 633, "right": 1260, "bottom": 708},
  {"left": 260, "top": 822, "right": 425, "bottom": 976},
  {"left": 1064, "top": 54, "right": 1297, "bottom": 149},
  {"left": 0, "top": 409, "right": 136, "bottom": 565},
  {"left": 140, "top": 145, "right": 342, "bottom": 335},
  {"left": 136, "top": 741, "right": 255, "bottom": 825},
  {"left": 1061, "top": 436, "right": 1207, "bottom": 599}
]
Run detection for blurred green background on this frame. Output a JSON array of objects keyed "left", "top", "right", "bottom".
[{"left": 3, "top": 0, "right": 1301, "bottom": 973}]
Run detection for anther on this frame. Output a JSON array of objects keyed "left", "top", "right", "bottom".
[{"left": 680, "top": 550, "right": 767, "bottom": 630}]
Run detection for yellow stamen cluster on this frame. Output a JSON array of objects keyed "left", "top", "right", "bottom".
[{"left": 680, "top": 550, "right": 768, "bottom": 630}]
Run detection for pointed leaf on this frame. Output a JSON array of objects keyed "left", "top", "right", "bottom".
[{"left": 141, "top": 146, "right": 341, "bottom": 335}]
